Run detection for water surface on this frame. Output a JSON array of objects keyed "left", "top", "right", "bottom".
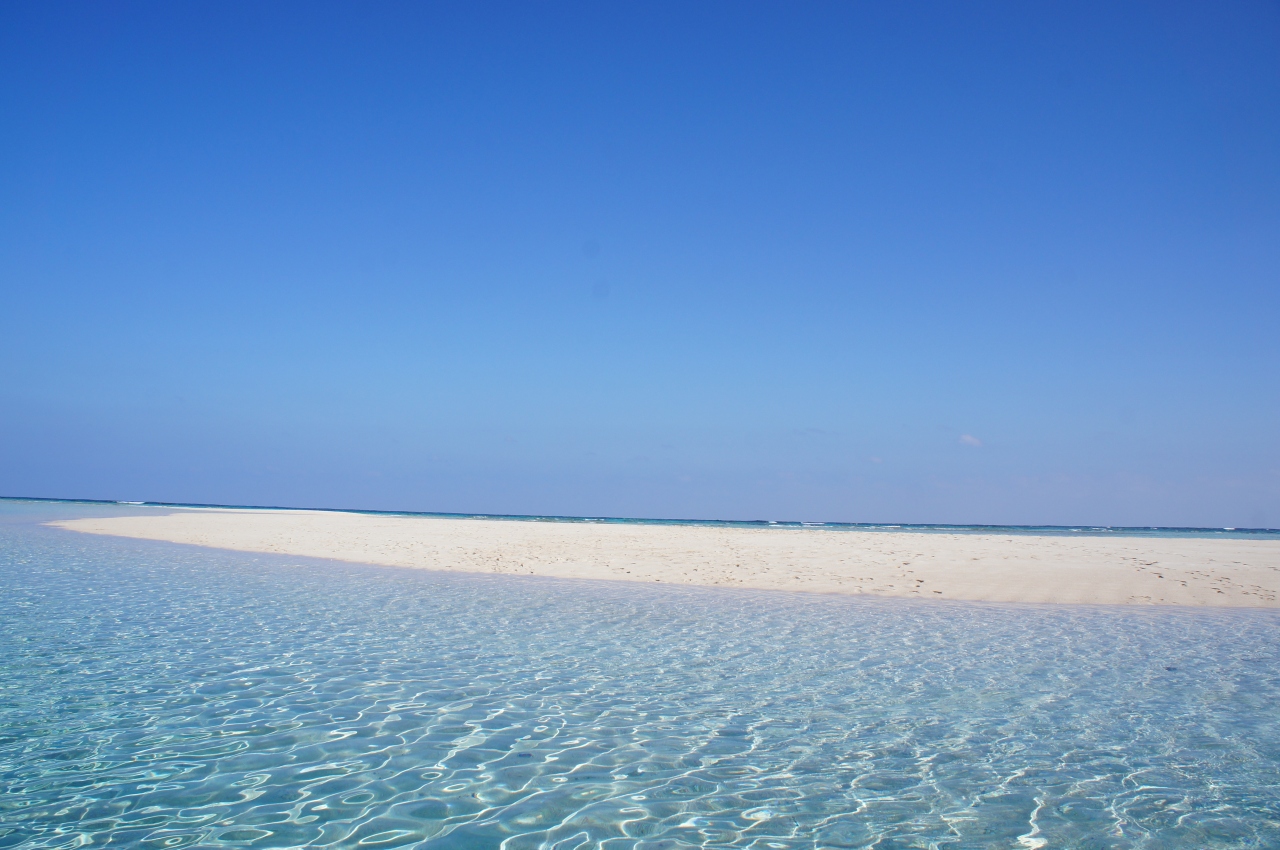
[{"left": 2, "top": 502, "right": 1278, "bottom": 848}]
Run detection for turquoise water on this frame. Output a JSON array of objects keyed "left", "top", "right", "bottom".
[{"left": 2, "top": 503, "right": 1279, "bottom": 848}]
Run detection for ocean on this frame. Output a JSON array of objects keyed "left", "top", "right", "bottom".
[{"left": 2, "top": 500, "right": 1278, "bottom": 848}]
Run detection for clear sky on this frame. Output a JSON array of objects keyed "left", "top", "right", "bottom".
[{"left": 2, "top": 2, "right": 1278, "bottom": 527}]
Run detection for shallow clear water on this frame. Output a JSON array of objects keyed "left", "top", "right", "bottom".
[{"left": 2, "top": 503, "right": 1278, "bottom": 849}]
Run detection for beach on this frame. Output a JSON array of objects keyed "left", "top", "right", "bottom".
[
  {"left": 16, "top": 501, "right": 1280, "bottom": 846},
  {"left": 51, "top": 508, "right": 1280, "bottom": 606}
]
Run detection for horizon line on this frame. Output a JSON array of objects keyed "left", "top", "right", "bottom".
[{"left": 4, "top": 494, "right": 1277, "bottom": 537}]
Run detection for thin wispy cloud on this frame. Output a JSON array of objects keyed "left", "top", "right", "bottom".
[{"left": 959, "top": 434, "right": 982, "bottom": 447}]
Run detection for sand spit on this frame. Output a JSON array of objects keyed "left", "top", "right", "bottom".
[{"left": 51, "top": 509, "right": 1280, "bottom": 607}]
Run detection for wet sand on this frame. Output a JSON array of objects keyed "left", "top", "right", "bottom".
[{"left": 51, "top": 509, "right": 1280, "bottom": 606}]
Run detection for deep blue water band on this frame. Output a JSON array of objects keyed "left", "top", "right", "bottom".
[{"left": 3, "top": 495, "right": 1276, "bottom": 539}]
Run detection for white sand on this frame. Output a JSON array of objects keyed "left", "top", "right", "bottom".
[{"left": 51, "top": 509, "right": 1280, "bottom": 607}]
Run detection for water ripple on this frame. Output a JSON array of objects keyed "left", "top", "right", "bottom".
[{"left": 1, "top": 503, "right": 1278, "bottom": 848}]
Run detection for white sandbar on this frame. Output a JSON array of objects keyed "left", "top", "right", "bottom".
[{"left": 51, "top": 509, "right": 1280, "bottom": 607}]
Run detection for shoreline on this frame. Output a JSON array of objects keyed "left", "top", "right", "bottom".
[
  {"left": 16, "top": 496, "right": 1275, "bottom": 538},
  {"left": 49, "top": 507, "right": 1280, "bottom": 607}
]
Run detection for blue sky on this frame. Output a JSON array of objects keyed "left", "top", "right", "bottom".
[{"left": 2, "top": 1, "right": 1278, "bottom": 526}]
